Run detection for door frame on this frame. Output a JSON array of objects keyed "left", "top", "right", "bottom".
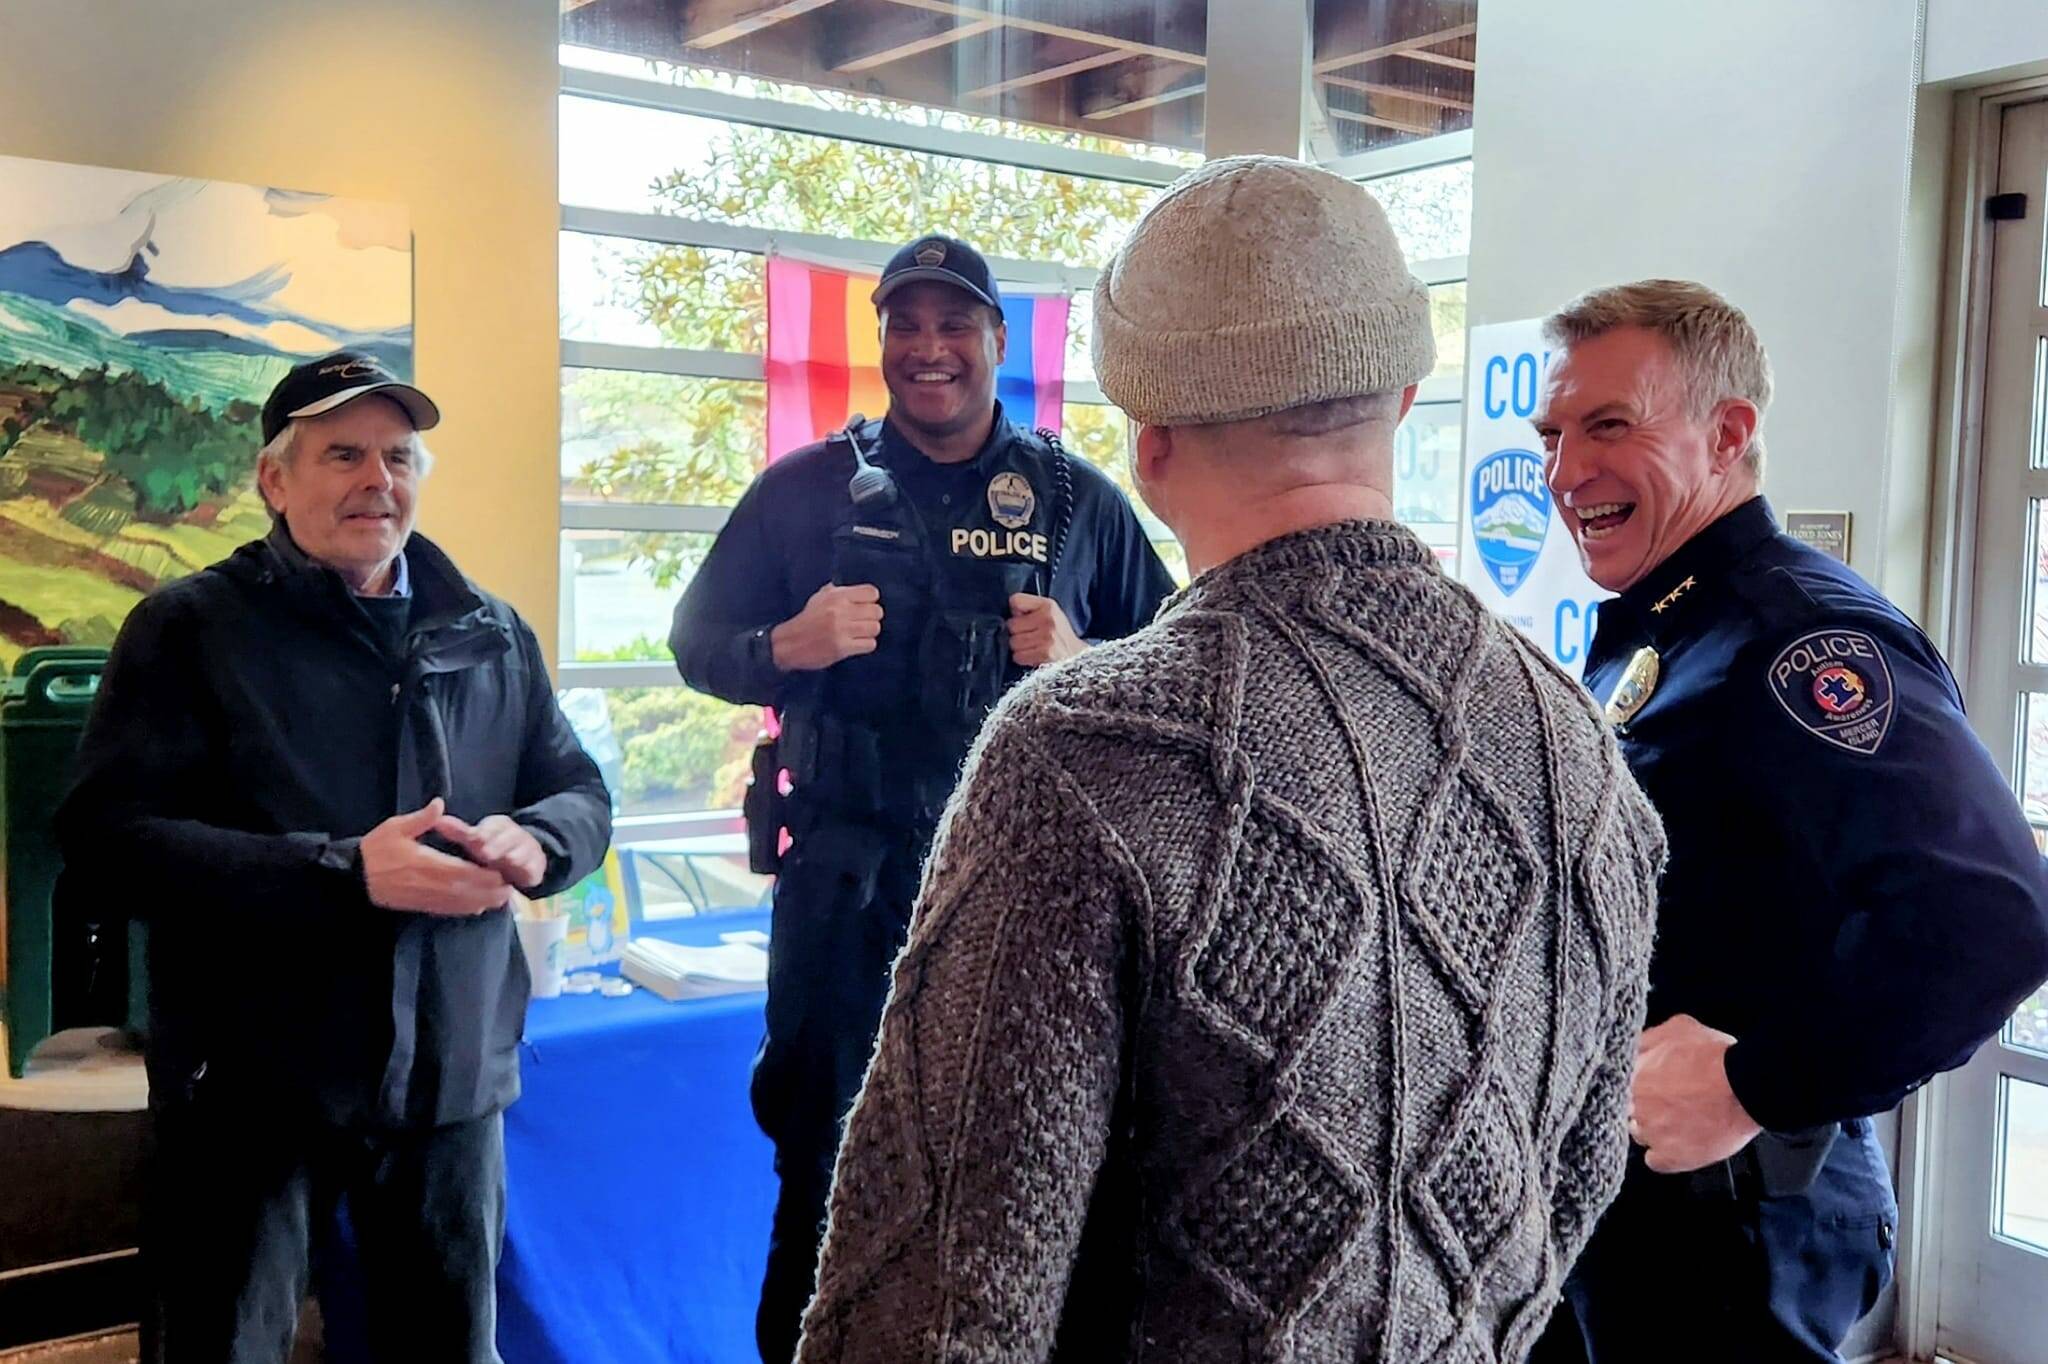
[{"left": 1906, "top": 72, "right": 2048, "bottom": 1364}]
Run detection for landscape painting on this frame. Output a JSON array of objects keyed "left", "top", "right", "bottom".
[{"left": 0, "top": 154, "right": 412, "bottom": 667}]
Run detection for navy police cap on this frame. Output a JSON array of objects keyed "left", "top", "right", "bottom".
[{"left": 872, "top": 235, "right": 1001, "bottom": 311}]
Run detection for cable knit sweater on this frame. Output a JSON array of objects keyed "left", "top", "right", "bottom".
[{"left": 795, "top": 521, "right": 1664, "bottom": 1363}]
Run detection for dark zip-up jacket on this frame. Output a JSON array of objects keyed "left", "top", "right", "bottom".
[{"left": 55, "top": 525, "right": 611, "bottom": 1128}]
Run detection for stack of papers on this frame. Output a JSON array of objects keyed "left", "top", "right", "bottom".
[{"left": 619, "top": 937, "right": 768, "bottom": 1002}]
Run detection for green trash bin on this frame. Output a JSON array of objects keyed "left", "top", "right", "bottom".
[{"left": 2, "top": 647, "right": 110, "bottom": 1079}]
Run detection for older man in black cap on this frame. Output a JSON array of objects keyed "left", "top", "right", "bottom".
[
  {"left": 56, "top": 352, "right": 612, "bottom": 1364},
  {"left": 671, "top": 234, "right": 1176, "bottom": 1362}
]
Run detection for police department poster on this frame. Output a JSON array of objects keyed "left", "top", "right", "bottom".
[{"left": 1456, "top": 319, "right": 1608, "bottom": 680}]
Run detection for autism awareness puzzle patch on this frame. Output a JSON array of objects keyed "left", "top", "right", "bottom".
[{"left": 1767, "top": 628, "right": 1895, "bottom": 755}]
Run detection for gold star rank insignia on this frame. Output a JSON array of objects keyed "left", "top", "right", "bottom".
[{"left": 1651, "top": 576, "right": 1697, "bottom": 614}]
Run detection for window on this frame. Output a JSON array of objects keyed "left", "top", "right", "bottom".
[
  {"left": 560, "top": 96, "right": 1164, "bottom": 269},
  {"left": 1310, "top": 0, "right": 1477, "bottom": 159},
  {"left": 556, "top": 17, "right": 1475, "bottom": 839},
  {"left": 555, "top": 58, "right": 1184, "bottom": 848},
  {"left": 1366, "top": 159, "right": 1476, "bottom": 263},
  {"left": 1362, "top": 161, "right": 1472, "bottom": 566}
]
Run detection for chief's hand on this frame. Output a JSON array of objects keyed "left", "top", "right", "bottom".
[
  {"left": 1630, "top": 1013, "right": 1763, "bottom": 1174},
  {"left": 773, "top": 584, "right": 883, "bottom": 671},
  {"left": 434, "top": 812, "right": 548, "bottom": 891},
  {"left": 361, "top": 798, "right": 512, "bottom": 916},
  {"left": 1008, "top": 593, "right": 1084, "bottom": 667}
]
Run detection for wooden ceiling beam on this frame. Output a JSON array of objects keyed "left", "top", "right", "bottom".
[
  {"left": 1082, "top": 76, "right": 1204, "bottom": 121},
  {"left": 1314, "top": 21, "right": 1476, "bottom": 75},
  {"left": 882, "top": 0, "right": 1207, "bottom": 67},
  {"left": 1327, "top": 105, "right": 1437, "bottom": 137},
  {"left": 1320, "top": 74, "right": 1472, "bottom": 112},
  {"left": 1302, "top": 78, "right": 1343, "bottom": 163},
  {"left": 682, "top": 0, "right": 839, "bottom": 49},
  {"left": 1394, "top": 47, "right": 1478, "bottom": 72},
  {"left": 964, "top": 46, "right": 1133, "bottom": 100},
  {"left": 829, "top": 13, "right": 999, "bottom": 72}
]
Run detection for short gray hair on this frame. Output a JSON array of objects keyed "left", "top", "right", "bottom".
[
  {"left": 1542, "top": 279, "right": 1773, "bottom": 478},
  {"left": 1259, "top": 391, "right": 1404, "bottom": 438},
  {"left": 257, "top": 418, "right": 435, "bottom": 516}
]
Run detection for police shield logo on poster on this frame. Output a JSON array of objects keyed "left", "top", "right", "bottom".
[
  {"left": 1458, "top": 320, "right": 1608, "bottom": 679},
  {"left": 1470, "top": 447, "right": 1550, "bottom": 594},
  {"left": 1767, "top": 628, "right": 1896, "bottom": 754}
]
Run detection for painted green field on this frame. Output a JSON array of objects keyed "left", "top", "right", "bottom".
[{"left": 0, "top": 385, "right": 270, "bottom": 672}]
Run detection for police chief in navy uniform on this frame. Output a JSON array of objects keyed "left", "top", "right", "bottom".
[
  {"left": 669, "top": 234, "right": 1176, "bottom": 1364},
  {"left": 1525, "top": 279, "right": 2048, "bottom": 1362}
]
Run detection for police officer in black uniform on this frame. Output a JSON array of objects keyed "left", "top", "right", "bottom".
[
  {"left": 1527, "top": 279, "right": 2048, "bottom": 1362},
  {"left": 669, "top": 234, "right": 1176, "bottom": 1363}
]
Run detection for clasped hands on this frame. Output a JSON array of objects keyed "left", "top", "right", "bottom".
[{"left": 359, "top": 798, "right": 546, "bottom": 917}]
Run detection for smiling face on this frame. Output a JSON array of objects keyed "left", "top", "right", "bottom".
[
  {"left": 1535, "top": 326, "right": 1758, "bottom": 592},
  {"left": 257, "top": 394, "right": 421, "bottom": 591},
  {"left": 879, "top": 280, "right": 1005, "bottom": 444}
]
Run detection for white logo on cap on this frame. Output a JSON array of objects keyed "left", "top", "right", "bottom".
[
  {"left": 317, "top": 359, "right": 380, "bottom": 380},
  {"left": 915, "top": 243, "right": 947, "bottom": 267}
]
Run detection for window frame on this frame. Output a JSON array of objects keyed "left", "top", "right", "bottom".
[{"left": 558, "top": 63, "right": 1471, "bottom": 839}]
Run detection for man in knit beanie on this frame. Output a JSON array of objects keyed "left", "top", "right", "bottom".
[{"left": 795, "top": 156, "right": 1664, "bottom": 1363}]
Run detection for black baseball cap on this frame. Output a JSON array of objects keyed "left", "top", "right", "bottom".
[
  {"left": 872, "top": 235, "right": 1001, "bottom": 311},
  {"left": 260, "top": 351, "right": 441, "bottom": 444}
]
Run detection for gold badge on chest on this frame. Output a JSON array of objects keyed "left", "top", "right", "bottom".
[{"left": 1604, "top": 646, "right": 1661, "bottom": 728}]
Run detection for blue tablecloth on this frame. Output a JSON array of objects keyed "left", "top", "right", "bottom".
[{"left": 498, "top": 911, "right": 775, "bottom": 1364}]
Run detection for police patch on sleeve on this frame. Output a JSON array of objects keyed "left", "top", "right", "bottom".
[{"left": 1766, "top": 628, "right": 1896, "bottom": 755}]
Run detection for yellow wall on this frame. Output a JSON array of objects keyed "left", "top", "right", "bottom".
[{"left": 0, "top": 0, "right": 563, "bottom": 651}]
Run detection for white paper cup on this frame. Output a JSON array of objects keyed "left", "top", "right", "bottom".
[{"left": 516, "top": 915, "right": 569, "bottom": 1000}]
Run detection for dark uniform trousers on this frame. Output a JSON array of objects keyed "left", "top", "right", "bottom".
[
  {"left": 143, "top": 1091, "right": 505, "bottom": 1364},
  {"left": 1530, "top": 1121, "right": 1896, "bottom": 1364},
  {"left": 750, "top": 815, "right": 934, "bottom": 1364}
]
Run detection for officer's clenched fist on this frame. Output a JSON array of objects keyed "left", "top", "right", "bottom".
[
  {"left": 1008, "top": 593, "right": 1085, "bottom": 668},
  {"left": 773, "top": 583, "right": 885, "bottom": 671}
]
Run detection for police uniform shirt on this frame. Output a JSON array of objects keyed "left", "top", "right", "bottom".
[
  {"left": 1583, "top": 497, "right": 2048, "bottom": 1133},
  {"left": 670, "top": 402, "right": 1177, "bottom": 710}
]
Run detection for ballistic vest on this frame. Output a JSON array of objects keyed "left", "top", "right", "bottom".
[{"left": 782, "top": 418, "right": 1073, "bottom": 822}]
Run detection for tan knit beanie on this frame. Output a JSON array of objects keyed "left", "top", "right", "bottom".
[{"left": 1092, "top": 155, "right": 1437, "bottom": 427}]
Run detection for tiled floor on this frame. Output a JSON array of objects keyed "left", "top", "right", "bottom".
[
  {"left": 0, "top": 1333, "right": 135, "bottom": 1364},
  {"left": 0, "top": 1326, "right": 323, "bottom": 1363},
  {"left": 0, "top": 1337, "right": 1947, "bottom": 1364}
]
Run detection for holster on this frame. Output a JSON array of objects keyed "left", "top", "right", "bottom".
[
  {"left": 1689, "top": 1123, "right": 1840, "bottom": 1200},
  {"left": 1747, "top": 1124, "right": 1840, "bottom": 1197},
  {"left": 777, "top": 706, "right": 886, "bottom": 822},
  {"left": 743, "top": 733, "right": 786, "bottom": 875}
]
